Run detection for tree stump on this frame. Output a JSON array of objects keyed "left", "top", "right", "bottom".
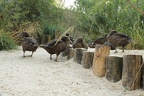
[
  {"left": 82, "top": 51, "right": 94, "bottom": 69},
  {"left": 41, "top": 35, "right": 47, "bottom": 43},
  {"left": 142, "top": 66, "right": 144, "bottom": 89},
  {"left": 62, "top": 47, "right": 70, "bottom": 57},
  {"left": 92, "top": 44, "right": 110, "bottom": 77},
  {"left": 67, "top": 48, "right": 75, "bottom": 60},
  {"left": 74, "top": 48, "right": 86, "bottom": 64},
  {"left": 106, "top": 56, "right": 123, "bottom": 83},
  {"left": 122, "top": 55, "right": 143, "bottom": 90}
]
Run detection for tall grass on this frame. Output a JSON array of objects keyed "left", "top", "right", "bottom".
[
  {"left": 129, "top": 28, "right": 144, "bottom": 49},
  {"left": 75, "top": 0, "right": 144, "bottom": 49},
  {"left": 0, "top": 30, "right": 17, "bottom": 50}
]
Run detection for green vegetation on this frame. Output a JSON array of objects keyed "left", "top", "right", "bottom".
[
  {"left": 74, "top": 0, "right": 144, "bottom": 49},
  {"left": 0, "top": 0, "right": 64, "bottom": 50},
  {"left": 0, "top": 0, "right": 144, "bottom": 50},
  {"left": 0, "top": 31, "right": 17, "bottom": 50}
]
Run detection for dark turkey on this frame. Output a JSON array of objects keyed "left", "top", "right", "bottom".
[
  {"left": 72, "top": 37, "right": 88, "bottom": 49},
  {"left": 40, "top": 36, "right": 71, "bottom": 61},
  {"left": 106, "top": 30, "right": 133, "bottom": 53},
  {"left": 21, "top": 32, "right": 38, "bottom": 57},
  {"left": 65, "top": 33, "right": 75, "bottom": 43},
  {"left": 89, "top": 34, "right": 108, "bottom": 48}
]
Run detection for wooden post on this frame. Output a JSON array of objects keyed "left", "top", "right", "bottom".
[
  {"left": 61, "top": 47, "right": 70, "bottom": 57},
  {"left": 41, "top": 35, "right": 47, "bottom": 43},
  {"left": 106, "top": 56, "right": 123, "bottom": 82},
  {"left": 142, "top": 66, "right": 144, "bottom": 90},
  {"left": 74, "top": 48, "right": 86, "bottom": 64},
  {"left": 92, "top": 44, "right": 110, "bottom": 77},
  {"left": 36, "top": 37, "right": 41, "bottom": 45},
  {"left": 67, "top": 48, "right": 75, "bottom": 60},
  {"left": 122, "top": 55, "right": 143, "bottom": 90},
  {"left": 47, "top": 35, "right": 51, "bottom": 42},
  {"left": 82, "top": 51, "right": 94, "bottom": 69}
]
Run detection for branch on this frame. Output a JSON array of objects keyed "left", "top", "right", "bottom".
[{"left": 127, "top": 0, "right": 144, "bottom": 16}]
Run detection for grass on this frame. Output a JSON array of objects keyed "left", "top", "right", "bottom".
[{"left": 0, "top": 30, "right": 17, "bottom": 50}]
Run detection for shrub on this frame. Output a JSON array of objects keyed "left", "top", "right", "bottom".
[{"left": 0, "top": 31, "right": 17, "bottom": 50}]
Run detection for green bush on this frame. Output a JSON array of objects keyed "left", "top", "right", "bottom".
[
  {"left": 0, "top": 31, "right": 17, "bottom": 50},
  {"left": 43, "top": 25, "right": 58, "bottom": 35}
]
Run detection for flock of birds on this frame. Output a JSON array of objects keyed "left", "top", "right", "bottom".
[
  {"left": 20, "top": 30, "right": 134, "bottom": 61},
  {"left": 89, "top": 30, "right": 134, "bottom": 52}
]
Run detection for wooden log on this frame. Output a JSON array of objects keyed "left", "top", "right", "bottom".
[
  {"left": 41, "top": 35, "right": 47, "bottom": 43},
  {"left": 92, "top": 44, "right": 110, "bottom": 77},
  {"left": 36, "top": 37, "right": 41, "bottom": 45},
  {"left": 82, "top": 51, "right": 94, "bottom": 69},
  {"left": 67, "top": 48, "right": 75, "bottom": 60},
  {"left": 61, "top": 47, "right": 70, "bottom": 57},
  {"left": 122, "top": 55, "right": 143, "bottom": 90},
  {"left": 73, "top": 48, "right": 86, "bottom": 64},
  {"left": 47, "top": 35, "right": 51, "bottom": 42},
  {"left": 106, "top": 56, "right": 123, "bottom": 83},
  {"left": 142, "top": 66, "right": 144, "bottom": 89}
]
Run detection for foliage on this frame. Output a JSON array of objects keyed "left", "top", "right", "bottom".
[
  {"left": 43, "top": 25, "right": 58, "bottom": 35},
  {"left": 74, "top": 0, "right": 144, "bottom": 49},
  {"left": 0, "top": 0, "right": 56, "bottom": 30},
  {"left": 0, "top": 31, "right": 17, "bottom": 50},
  {"left": 0, "top": 0, "right": 64, "bottom": 50},
  {"left": 39, "top": 6, "right": 64, "bottom": 35},
  {"left": 1, "top": 0, "right": 144, "bottom": 50}
]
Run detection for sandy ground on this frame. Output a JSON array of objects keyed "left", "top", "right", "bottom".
[{"left": 0, "top": 47, "right": 144, "bottom": 96}]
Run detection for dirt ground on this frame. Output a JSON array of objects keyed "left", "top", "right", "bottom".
[{"left": 0, "top": 47, "right": 144, "bottom": 96}]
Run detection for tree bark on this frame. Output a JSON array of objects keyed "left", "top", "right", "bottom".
[
  {"left": 122, "top": 55, "right": 143, "bottom": 90},
  {"left": 106, "top": 56, "right": 123, "bottom": 83},
  {"left": 82, "top": 51, "right": 94, "bottom": 69},
  {"left": 73, "top": 48, "right": 86, "bottom": 64},
  {"left": 92, "top": 44, "right": 110, "bottom": 77}
]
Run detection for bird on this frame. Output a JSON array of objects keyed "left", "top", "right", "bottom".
[
  {"left": 106, "top": 30, "right": 133, "bottom": 53},
  {"left": 106, "top": 30, "right": 117, "bottom": 37},
  {"left": 72, "top": 37, "right": 88, "bottom": 49},
  {"left": 89, "top": 34, "right": 108, "bottom": 48},
  {"left": 21, "top": 32, "right": 38, "bottom": 57},
  {"left": 65, "top": 33, "right": 75, "bottom": 43},
  {"left": 40, "top": 36, "right": 71, "bottom": 61},
  {"left": 20, "top": 32, "right": 30, "bottom": 37}
]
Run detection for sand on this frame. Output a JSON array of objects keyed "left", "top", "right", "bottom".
[{"left": 0, "top": 47, "right": 144, "bottom": 96}]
